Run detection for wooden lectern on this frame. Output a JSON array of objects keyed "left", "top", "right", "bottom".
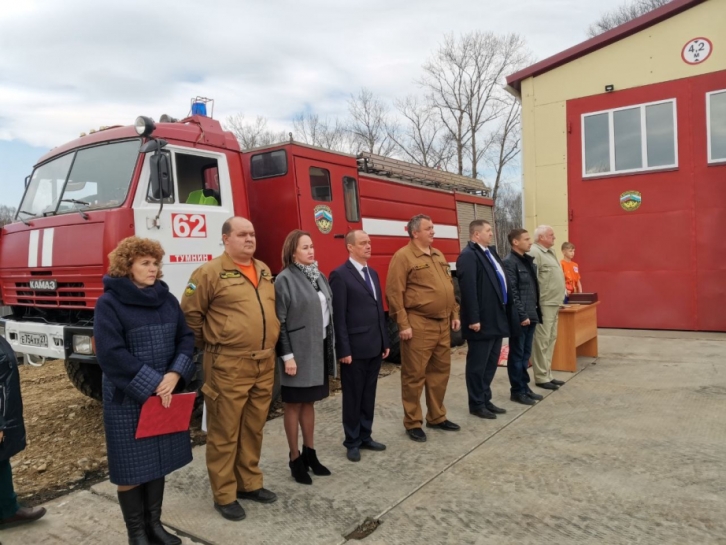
[{"left": 551, "top": 302, "right": 600, "bottom": 372}]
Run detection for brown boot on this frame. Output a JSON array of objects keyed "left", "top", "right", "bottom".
[{"left": 0, "top": 505, "right": 47, "bottom": 528}]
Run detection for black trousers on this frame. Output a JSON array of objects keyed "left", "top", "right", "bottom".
[
  {"left": 341, "top": 355, "right": 382, "bottom": 448},
  {"left": 465, "top": 337, "right": 503, "bottom": 411}
]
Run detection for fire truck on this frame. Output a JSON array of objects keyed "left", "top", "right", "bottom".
[{"left": 0, "top": 102, "right": 494, "bottom": 400}]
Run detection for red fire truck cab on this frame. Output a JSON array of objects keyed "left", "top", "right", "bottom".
[{"left": 0, "top": 110, "right": 493, "bottom": 400}]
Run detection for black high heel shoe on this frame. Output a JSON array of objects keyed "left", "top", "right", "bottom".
[
  {"left": 302, "top": 445, "right": 331, "bottom": 476},
  {"left": 289, "top": 451, "right": 312, "bottom": 485}
]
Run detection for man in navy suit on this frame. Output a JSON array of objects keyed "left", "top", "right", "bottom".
[
  {"left": 330, "top": 230, "right": 390, "bottom": 462},
  {"left": 456, "top": 220, "right": 510, "bottom": 419}
]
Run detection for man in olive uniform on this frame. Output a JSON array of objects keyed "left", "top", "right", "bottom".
[
  {"left": 181, "top": 217, "right": 280, "bottom": 521},
  {"left": 386, "top": 214, "right": 461, "bottom": 442},
  {"left": 528, "top": 225, "right": 567, "bottom": 391}
]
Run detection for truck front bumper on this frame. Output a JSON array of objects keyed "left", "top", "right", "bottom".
[{"left": 0, "top": 318, "right": 96, "bottom": 363}]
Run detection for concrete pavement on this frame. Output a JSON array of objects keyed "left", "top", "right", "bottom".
[{"left": 2, "top": 330, "right": 725, "bottom": 545}]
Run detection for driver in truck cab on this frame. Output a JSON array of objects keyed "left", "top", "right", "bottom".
[{"left": 181, "top": 216, "right": 280, "bottom": 522}]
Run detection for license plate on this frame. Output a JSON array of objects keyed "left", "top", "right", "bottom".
[
  {"left": 29, "top": 279, "right": 57, "bottom": 291},
  {"left": 20, "top": 333, "right": 47, "bottom": 347}
]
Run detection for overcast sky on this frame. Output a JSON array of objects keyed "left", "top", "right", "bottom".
[{"left": 0, "top": 0, "right": 624, "bottom": 208}]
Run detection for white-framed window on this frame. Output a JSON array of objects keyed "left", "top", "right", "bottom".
[
  {"left": 707, "top": 89, "right": 726, "bottom": 164},
  {"left": 582, "top": 99, "right": 678, "bottom": 177}
]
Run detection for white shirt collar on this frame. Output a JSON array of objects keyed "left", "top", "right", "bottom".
[
  {"left": 349, "top": 257, "right": 367, "bottom": 272},
  {"left": 477, "top": 243, "right": 491, "bottom": 253}
]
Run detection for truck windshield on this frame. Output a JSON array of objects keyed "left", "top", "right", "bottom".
[{"left": 18, "top": 139, "right": 141, "bottom": 218}]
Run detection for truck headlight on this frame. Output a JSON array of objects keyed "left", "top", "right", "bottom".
[{"left": 73, "top": 335, "right": 94, "bottom": 355}]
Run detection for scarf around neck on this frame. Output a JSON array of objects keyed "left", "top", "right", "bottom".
[{"left": 294, "top": 261, "right": 321, "bottom": 289}]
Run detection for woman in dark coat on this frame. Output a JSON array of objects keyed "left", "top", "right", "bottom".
[
  {"left": 0, "top": 337, "right": 46, "bottom": 528},
  {"left": 94, "top": 237, "right": 195, "bottom": 545},
  {"left": 275, "top": 230, "right": 336, "bottom": 485}
]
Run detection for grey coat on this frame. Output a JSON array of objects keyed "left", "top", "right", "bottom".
[{"left": 275, "top": 265, "right": 337, "bottom": 388}]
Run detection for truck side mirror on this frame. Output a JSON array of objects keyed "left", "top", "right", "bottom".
[
  {"left": 24, "top": 175, "right": 30, "bottom": 188},
  {"left": 150, "top": 153, "right": 172, "bottom": 200}
]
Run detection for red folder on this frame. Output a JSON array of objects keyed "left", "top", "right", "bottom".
[{"left": 135, "top": 392, "right": 196, "bottom": 439}]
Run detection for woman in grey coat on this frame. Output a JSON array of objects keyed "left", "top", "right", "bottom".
[{"left": 275, "top": 230, "right": 337, "bottom": 485}]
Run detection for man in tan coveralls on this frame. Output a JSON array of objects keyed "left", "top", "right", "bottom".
[
  {"left": 182, "top": 217, "right": 280, "bottom": 521},
  {"left": 386, "top": 214, "right": 461, "bottom": 442},
  {"left": 528, "top": 225, "right": 566, "bottom": 391}
]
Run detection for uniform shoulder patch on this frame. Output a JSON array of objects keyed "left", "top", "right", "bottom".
[{"left": 184, "top": 282, "right": 197, "bottom": 297}]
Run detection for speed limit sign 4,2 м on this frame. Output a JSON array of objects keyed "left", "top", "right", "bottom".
[{"left": 682, "top": 38, "right": 713, "bottom": 65}]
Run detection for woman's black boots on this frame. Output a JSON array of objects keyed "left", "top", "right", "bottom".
[
  {"left": 302, "top": 445, "right": 331, "bottom": 476},
  {"left": 117, "top": 486, "right": 150, "bottom": 545},
  {"left": 143, "top": 478, "right": 181, "bottom": 545},
  {"left": 289, "top": 451, "right": 312, "bottom": 484}
]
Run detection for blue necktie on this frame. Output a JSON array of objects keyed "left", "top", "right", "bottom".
[
  {"left": 484, "top": 249, "right": 508, "bottom": 304},
  {"left": 362, "top": 266, "right": 376, "bottom": 299}
]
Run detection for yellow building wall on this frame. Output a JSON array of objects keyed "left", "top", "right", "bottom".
[{"left": 520, "top": 0, "right": 726, "bottom": 251}]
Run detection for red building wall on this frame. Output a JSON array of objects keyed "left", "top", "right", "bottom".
[{"left": 566, "top": 69, "right": 726, "bottom": 331}]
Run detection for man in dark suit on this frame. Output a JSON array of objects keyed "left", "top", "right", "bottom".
[
  {"left": 330, "top": 230, "right": 390, "bottom": 462},
  {"left": 456, "top": 219, "right": 510, "bottom": 419}
]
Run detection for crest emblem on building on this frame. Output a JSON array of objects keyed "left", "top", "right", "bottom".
[
  {"left": 314, "top": 205, "right": 333, "bottom": 234},
  {"left": 620, "top": 191, "right": 642, "bottom": 212}
]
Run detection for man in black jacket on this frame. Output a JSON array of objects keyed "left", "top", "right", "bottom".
[
  {"left": 330, "top": 230, "right": 390, "bottom": 462},
  {"left": 502, "top": 229, "right": 544, "bottom": 405},
  {"left": 456, "top": 220, "right": 509, "bottom": 419}
]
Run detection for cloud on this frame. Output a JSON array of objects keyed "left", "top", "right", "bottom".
[{"left": 0, "top": 0, "right": 619, "bottom": 149}]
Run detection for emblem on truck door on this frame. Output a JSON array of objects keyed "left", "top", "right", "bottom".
[{"left": 314, "top": 205, "right": 333, "bottom": 234}]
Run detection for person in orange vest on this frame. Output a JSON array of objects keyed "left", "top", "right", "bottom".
[{"left": 560, "top": 242, "right": 582, "bottom": 296}]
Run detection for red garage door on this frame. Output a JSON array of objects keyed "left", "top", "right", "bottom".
[{"left": 566, "top": 69, "right": 726, "bottom": 331}]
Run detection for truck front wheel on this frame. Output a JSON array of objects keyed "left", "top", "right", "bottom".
[{"left": 64, "top": 360, "right": 103, "bottom": 401}]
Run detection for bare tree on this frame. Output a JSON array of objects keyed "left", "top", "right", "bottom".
[
  {"left": 347, "top": 88, "right": 397, "bottom": 156},
  {"left": 419, "top": 31, "right": 530, "bottom": 198},
  {"left": 389, "top": 95, "right": 456, "bottom": 170},
  {"left": 492, "top": 182, "right": 523, "bottom": 256},
  {"left": 224, "top": 114, "right": 287, "bottom": 150},
  {"left": 292, "top": 113, "right": 351, "bottom": 152},
  {"left": 485, "top": 94, "right": 521, "bottom": 203},
  {"left": 587, "top": 0, "right": 671, "bottom": 37},
  {"left": 0, "top": 205, "right": 17, "bottom": 227},
  {"left": 419, "top": 35, "right": 472, "bottom": 175}
]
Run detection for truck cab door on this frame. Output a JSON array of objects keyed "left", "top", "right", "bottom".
[
  {"left": 294, "top": 156, "right": 363, "bottom": 274},
  {"left": 133, "top": 146, "right": 233, "bottom": 299}
]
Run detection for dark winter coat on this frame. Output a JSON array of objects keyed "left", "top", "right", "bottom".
[
  {"left": 502, "top": 251, "right": 543, "bottom": 337},
  {"left": 0, "top": 338, "right": 26, "bottom": 461},
  {"left": 456, "top": 242, "right": 510, "bottom": 340},
  {"left": 94, "top": 276, "right": 196, "bottom": 486}
]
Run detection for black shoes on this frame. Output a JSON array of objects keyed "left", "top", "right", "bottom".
[
  {"left": 470, "top": 408, "right": 496, "bottom": 419},
  {"left": 360, "top": 440, "right": 387, "bottom": 451},
  {"left": 0, "top": 506, "right": 47, "bottom": 529},
  {"left": 302, "top": 445, "right": 331, "bottom": 476},
  {"left": 347, "top": 447, "right": 361, "bottom": 462},
  {"left": 526, "top": 390, "right": 544, "bottom": 400},
  {"left": 426, "top": 419, "right": 461, "bottom": 431},
  {"left": 118, "top": 486, "right": 151, "bottom": 545},
  {"left": 144, "top": 478, "right": 181, "bottom": 545},
  {"left": 485, "top": 402, "right": 507, "bottom": 414},
  {"left": 511, "top": 393, "right": 537, "bottom": 406},
  {"left": 214, "top": 501, "right": 246, "bottom": 521},
  {"left": 289, "top": 451, "right": 313, "bottom": 485},
  {"left": 536, "top": 381, "right": 559, "bottom": 390},
  {"left": 406, "top": 428, "right": 427, "bottom": 442},
  {"left": 551, "top": 379, "right": 565, "bottom": 386},
  {"left": 237, "top": 488, "right": 278, "bottom": 504}
]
